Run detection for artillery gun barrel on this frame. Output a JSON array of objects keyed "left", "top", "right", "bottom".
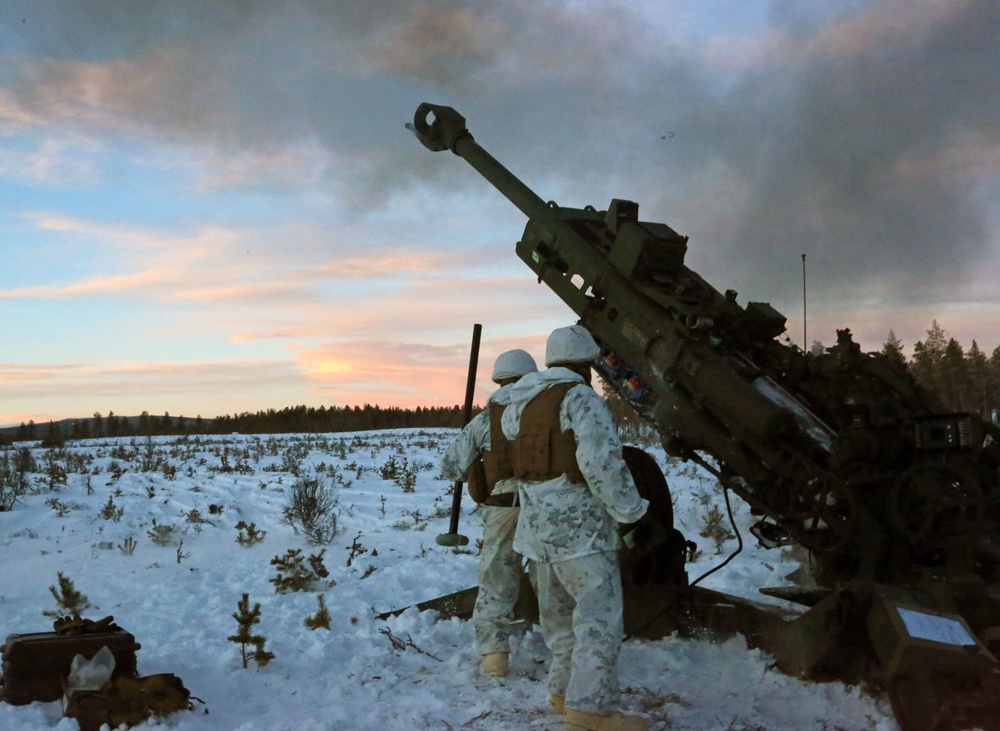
[
  {"left": 409, "top": 103, "right": 563, "bottom": 229},
  {"left": 409, "top": 103, "right": 804, "bottom": 458}
]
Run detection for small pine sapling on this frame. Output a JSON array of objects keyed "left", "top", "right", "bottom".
[
  {"left": 228, "top": 593, "right": 275, "bottom": 669},
  {"left": 308, "top": 549, "right": 330, "bottom": 580},
  {"left": 699, "top": 503, "right": 735, "bottom": 555},
  {"left": 99, "top": 494, "right": 123, "bottom": 522},
  {"left": 146, "top": 518, "right": 181, "bottom": 546},
  {"left": 45, "top": 498, "right": 77, "bottom": 518},
  {"left": 43, "top": 571, "right": 92, "bottom": 620},
  {"left": 252, "top": 638, "right": 276, "bottom": 668},
  {"left": 269, "top": 548, "right": 331, "bottom": 594},
  {"left": 185, "top": 508, "right": 208, "bottom": 524},
  {"left": 304, "top": 595, "right": 331, "bottom": 630},
  {"left": 235, "top": 520, "right": 266, "bottom": 547}
]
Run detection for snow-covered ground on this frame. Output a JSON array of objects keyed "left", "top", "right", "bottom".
[{"left": 0, "top": 429, "right": 897, "bottom": 730}]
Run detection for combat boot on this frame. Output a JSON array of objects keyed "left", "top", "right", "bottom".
[
  {"left": 479, "top": 652, "right": 509, "bottom": 677},
  {"left": 550, "top": 694, "right": 565, "bottom": 713},
  {"left": 563, "top": 708, "right": 649, "bottom": 731}
]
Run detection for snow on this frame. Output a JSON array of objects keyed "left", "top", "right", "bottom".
[{"left": 0, "top": 429, "right": 898, "bottom": 730}]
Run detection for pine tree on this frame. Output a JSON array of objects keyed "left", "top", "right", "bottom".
[
  {"left": 940, "top": 338, "right": 968, "bottom": 411},
  {"left": 910, "top": 320, "right": 948, "bottom": 398},
  {"left": 881, "top": 330, "right": 906, "bottom": 367},
  {"left": 990, "top": 345, "right": 1000, "bottom": 420},
  {"left": 966, "top": 341, "right": 990, "bottom": 417},
  {"left": 43, "top": 572, "right": 92, "bottom": 620},
  {"left": 228, "top": 593, "right": 274, "bottom": 669},
  {"left": 44, "top": 420, "right": 64, "bottom": 447}
]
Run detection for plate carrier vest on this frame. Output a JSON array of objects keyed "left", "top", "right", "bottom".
[
  {"left": 482, "top": 402, "right": 515, "bottom": 490},
  {"left": 512, "top": 382, "right": 586, "bottom": 485}
]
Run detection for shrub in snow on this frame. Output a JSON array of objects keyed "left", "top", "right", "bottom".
[
  {"left": 146, "top": 518, "right": 183, "bottom": 546},
  {"left": 0, "top": 451, "right": 31, "bottom": 511},
  {"left": 281, "top": 474, "right": 339, "bottom": 545},
  {"left": 99, "top": 494, "right": 124, "bottom": 522},
  {"left": 269, "top": 548, "right": 331, "bottom": 594},
  {"left": 304, "top": 595, "right": 331, "bottom": 630},
  {"left": 699, "top": 503, "right": 735, "bottom": 555},
  {"left": 235, "top": 520, "right": 267, "bottom": 546}
]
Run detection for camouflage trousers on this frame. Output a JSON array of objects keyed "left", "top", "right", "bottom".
[
  {"left": 536, "top": 550, "right": 623, "bottom": 714},
  {"left": 473, "top": 504, "right": 523, "bottom": 655}
]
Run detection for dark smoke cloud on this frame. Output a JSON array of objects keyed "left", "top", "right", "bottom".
[{"left": 701, "top": 0, "right": 1000, "bottom": 309}]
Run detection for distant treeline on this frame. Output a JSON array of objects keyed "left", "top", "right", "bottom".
[
  {"left": 882, "top": 320, "right": 1000, "bottom": 419},
  {"left": 4, "top": 403, "right": 472, "bottom": 446},
  {"left": 6, "top": 319, "right": 998, "bottom": 447},
  {"left": 211, "top": 404, "right": 471, "bottom": 434}
]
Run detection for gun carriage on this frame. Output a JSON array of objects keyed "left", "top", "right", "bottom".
[{"left": 407, "top": 103, "right": 1000, "bottom": 731}]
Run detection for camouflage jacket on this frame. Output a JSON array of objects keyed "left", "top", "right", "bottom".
[
  {"left": 439, "top": 384, "right": 517, "bottom": 496},
  {"left": 500, "top": 367, "right": 648, "bottom": 562}
]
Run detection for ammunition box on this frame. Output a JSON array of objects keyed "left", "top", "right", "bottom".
[{"left": 0, "top": 630, "right": 141, "bottom": 705}]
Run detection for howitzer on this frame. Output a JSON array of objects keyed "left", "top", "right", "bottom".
[{"left": 408, "top": 103, "right": 1000, "bottom": 731}]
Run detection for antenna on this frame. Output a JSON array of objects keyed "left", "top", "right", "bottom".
[{"left": 801, "top": 254, "right": 807, "bottom": 351}]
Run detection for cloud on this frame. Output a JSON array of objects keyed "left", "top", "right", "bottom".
[
  {"left": 174, "top": 281, "right": 315, "bottom": 305},
  {"left": 636, "top": 0, "right": 1000, "bottom": 337},
  {"left": 309, "top": 250, "right": 464, "bottom": 280},
  {"left": 1, "top": 357, "right": 304, "bottom": 424},
  {"left": 2, "top": 214, "right": 251, "bottom": 301},
  {"left": 0, "top": 362, "right": 80, "bottom": 383},
  {"left": 296, "top": 331, "right": 550, "bottom": 409},
  {"left": 228, "top": 329, "right": 305, "bottom": 344},
  {"left": 359, "top": 4, "right": 511, "bottom": 87},
  {"left": 0, "top": 269, "right": 170, "bottom": 299},
  {"left": 189, "top": 142, "right": 336, "bottom": 193}
]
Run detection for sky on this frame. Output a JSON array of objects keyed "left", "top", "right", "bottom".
[{"left": 2, "top": 0, "right": 999, "bottom": 427}]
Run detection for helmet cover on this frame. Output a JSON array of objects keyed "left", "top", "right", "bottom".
[
  {"left": 545, "top": 325, "right": 600, "bottom": 367},
  {"left": 492, "top": 349, "right": 538, "bottom": 383}
]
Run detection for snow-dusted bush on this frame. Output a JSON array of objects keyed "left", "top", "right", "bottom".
[
  {"left": 0, "top": 452, "right": 31, "bottom": 511},
  {"left": 281, "top": 474, "right": 339, "bottom": 544}
]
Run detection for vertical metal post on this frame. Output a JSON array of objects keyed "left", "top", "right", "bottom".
[{"left": 437, "top": 323, "right": 482, "bottom": 546}]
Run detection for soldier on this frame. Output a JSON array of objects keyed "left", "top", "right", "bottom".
[
  {"left": 502, "top": 325, "right": 649, "bottom": 731},
  {"left": 440, "top": 348, "right": 538, "bottom": 678}
]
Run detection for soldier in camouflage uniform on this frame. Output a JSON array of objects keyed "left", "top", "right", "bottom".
[
  {"left": 502, "top": 325, "right": 649, "bottom": 731},
  {"left": 440, "top": 349, "right": 538, "bottom": 678}
]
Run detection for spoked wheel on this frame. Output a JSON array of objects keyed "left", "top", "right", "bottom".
[
  {"left": 619, "top": 446, "right": 687, "bottom": 587},
  {"left": 888, "top": 461, "right": 984, "bottom": 551}
]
